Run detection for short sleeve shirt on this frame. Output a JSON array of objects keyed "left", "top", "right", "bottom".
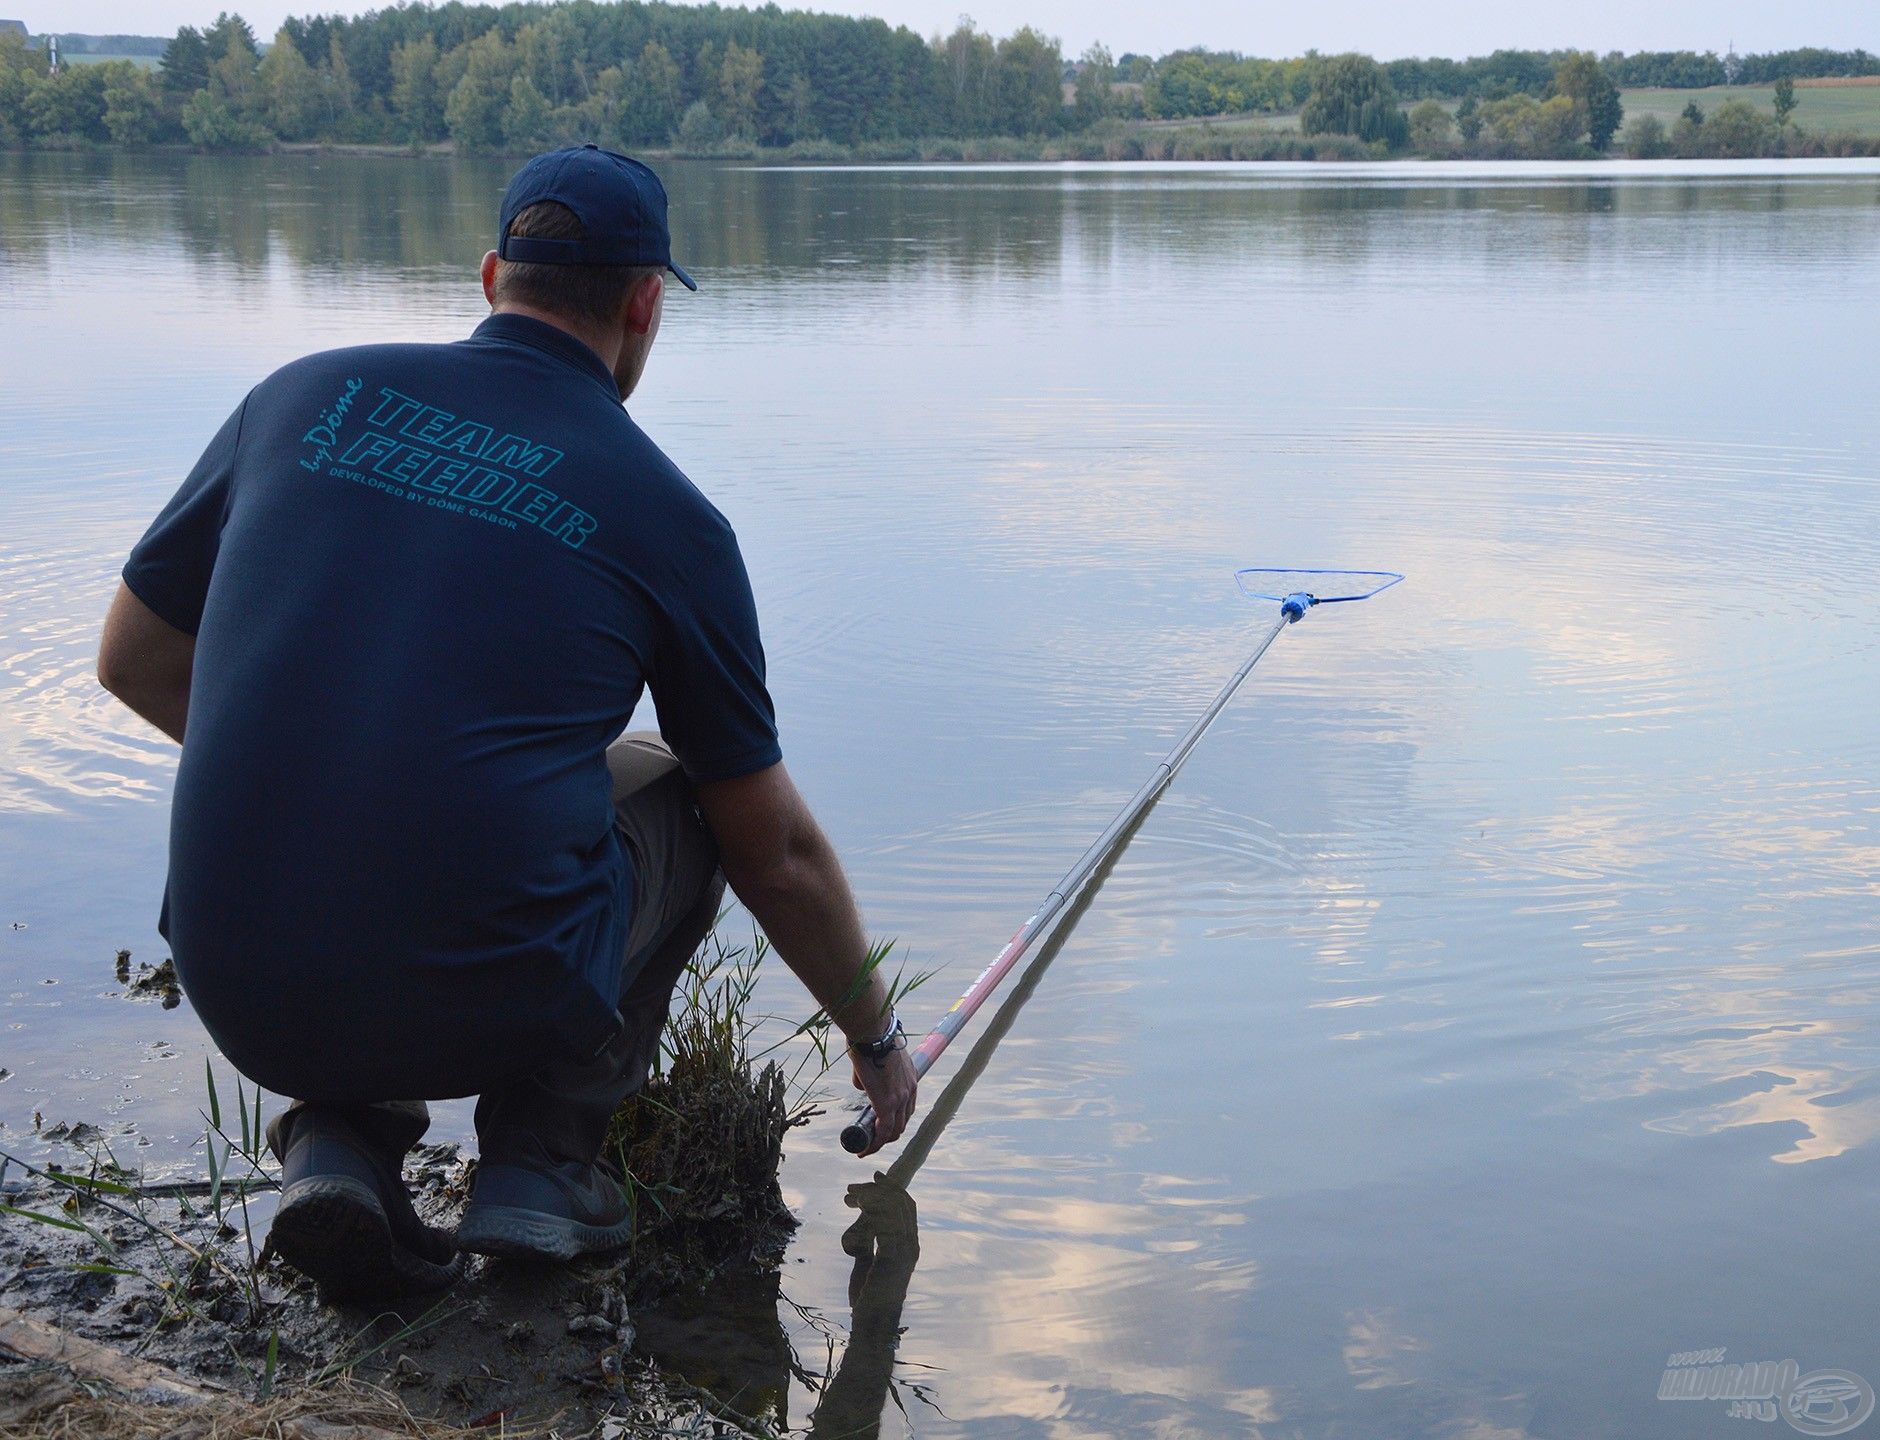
[{"left": 124, "top": 315, "right": 780, "bottom": 1095}]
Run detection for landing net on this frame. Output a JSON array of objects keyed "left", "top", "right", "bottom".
[{"left": 1235, "top": 568, "right": 1404, "bottom": 606}]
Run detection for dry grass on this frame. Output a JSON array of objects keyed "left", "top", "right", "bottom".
[{"left": 0, "top": 1367, "right": 546, "bottom": 1439}]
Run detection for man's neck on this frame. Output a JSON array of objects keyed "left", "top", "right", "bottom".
[{"left": 489, "top": 303, "right": 621, "bottom": 378}]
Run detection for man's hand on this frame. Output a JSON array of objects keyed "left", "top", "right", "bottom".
[
  {"left": 849, "top": 1046, "right": 917, "bottom": 1156},
  {"left": 698, "top": 761, "right": 922, "bottom": 1154}
]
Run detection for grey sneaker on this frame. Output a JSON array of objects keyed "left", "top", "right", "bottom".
[
  {"left": 268, "top": 1107, "right": 461, "bottom": 1301},
  {"left": 457, "top": 1134, "right": 635, "bottom": 1262}
]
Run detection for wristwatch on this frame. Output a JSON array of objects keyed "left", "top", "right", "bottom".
[{"left": 850, "top": 1008, "right": 907, "bottom": 1064}]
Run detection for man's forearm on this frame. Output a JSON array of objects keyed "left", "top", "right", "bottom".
[
  {"left": 107, "top": 679, "right": 191, "bottom": 745},
  {"left": 696, "top": 762, "right": 918, "bottom": 1151},
  {"left": 722, "top": 825, "right": 893, "bottom": 1041},
  {"left": 98, "top": 583, "right": 195, "bottom": 745}
]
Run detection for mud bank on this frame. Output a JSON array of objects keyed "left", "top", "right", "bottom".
[{"left": 0, "top": 1135, "right": 798, "bottom": 1437}]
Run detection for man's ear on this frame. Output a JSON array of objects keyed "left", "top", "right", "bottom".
[
  {"left": 625, "top": 272, "right": 664, "bottom": 336},
  {"left": 479, "top": 250, "right": 500, "bottom": 307}
]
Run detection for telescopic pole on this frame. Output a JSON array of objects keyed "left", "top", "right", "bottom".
[{"left": 841, "top": 590, "right": 1320, "bottom": 1155}]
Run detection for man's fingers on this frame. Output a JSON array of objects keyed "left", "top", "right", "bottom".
[{"left": 876, "top": 1092, "right": 913, "bottom": 1145}]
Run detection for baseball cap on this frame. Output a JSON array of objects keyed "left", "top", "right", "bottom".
[{"left": 497, "top": 144, "right": 697, "bottom": 291}]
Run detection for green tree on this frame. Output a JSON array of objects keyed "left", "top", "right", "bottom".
[
  {"left": 993, "top": 26, "right": 1064, "bottom": 136},
  {"left": 1551, "top": 51, "right": 1599, "bottom": 101},
  {"left": 502, "top": 72, "right": 550, "bottom": 149},
  {"left": 0, "top": 32, "right": 38, "bottom": 145},
  {"left": 1551, "top": 51, "right": 1620, "bottom": 150},
  {"left": 180, "top": 87, "right": 271, "bottom": 148},
  {"left": 1073, "top": 43, "right": 1114, "bottom": 126},
  {"left": 516, "top": 12, "right": 587, "bottom": 109},
  {"left": 718, "top": 40, "right": 764, "bottom": 138},
  {"left": 629, "top": 40, "right": 681, "bottom": 144},
  {"left": 1585, "top": 76, "right": 1623, "bottom": 149},
  {"left": 1703, "top": 97, "right": 1773, "bottom": 156},
  {"left": 937, "top": 20, "right": 997, "bottom": 135},
  {"left": 159, "top": 25, "right": 210, "bottom": 95},
  {"left": 1479, "top": 93, "right": 1532, "bottom": 147},
  {"left": 579, "top": 63, "right": 628, "bottom": 144},
  {"left": 1669, "top": 110, "right": 1701, "bottom": 154},
  {"left": 1478, "top": 92, "right": 1583, "bottom": 155},
  {"left": 1680, "top": 100, "right": 1705, "bottom": 125},
  {"left": 318, "top": 34, "right": 355, "bottom": 133},
  {"left": 203, "top": 13, "right": 257, "bottom": 66},
  {"left": 258, "top": 26, "right": 322, "bottom": 139},
  {"left": 1533, "top": 93, "right": 1583, "bottom": 151},
  {"left": 444, "top": 30, "right": 516, "bottom": 152},
  {"left": 785, "top": 71, "right": 816, "bottom": 140},
  {"left": 206, "top": 18, "right": 260, "bottom": 118},
  {"left": 389, "top": 35, "right": 443, "bottom": 141},
  {"left": 1407, "top": 97, "right": 1452, "bottom": 151},
  {"left": 1773, "top": 74, "right": 1797, "bottom": 126},
  {"left": 23, "top": 64, "right": 111, "bottom": 142},
  {"left": 1300, "top": 53, "right": 1408, "bottom": 146},
  {"left": 676, "top": 97, "right": 722, "bottom": 150},
  {"left": 101, "top": 62, "right": 161, "bottom": 144},
  {"left": 693, "top": 41, "right": 719, "bottom": 106},
  {"left": 1455, "top": 93, "right": 1481, "bottom": 142},
  {"left": 1621, "top": 113, "right": 1669, "bottom": 158}
]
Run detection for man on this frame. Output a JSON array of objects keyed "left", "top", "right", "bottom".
[{"left": 96, "top": 146, "right": 918, "bottom": 1301}]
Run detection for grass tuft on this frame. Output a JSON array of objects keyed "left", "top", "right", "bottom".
[{"left": 605, "top": 930, "right": 811, "bottom": 1281}]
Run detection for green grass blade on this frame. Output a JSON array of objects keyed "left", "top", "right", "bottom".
[
  {"left": 205, "top": 1059, "right": 222, "bottom": 1131},
  {"left": 45, "top": 1167, "right": 135, "bottom": 1197},
  {"left": 0, "top": 1202, "right": 89, "bottom": 1233}
]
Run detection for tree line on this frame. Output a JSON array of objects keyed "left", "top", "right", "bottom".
[
  {"left": 1124, "top": 45, "right": 1877, "bottom": 121},
  {"left": 0, "top": 5, "right": 1088, "bottom": 151},
  {"left": 0, "top": 3, "right": 1875, "bottom": 157}
]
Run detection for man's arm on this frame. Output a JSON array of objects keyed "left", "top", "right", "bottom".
[
  {"left": 696, "top": 761, "right": 917, "bottom": 1155},
  {"left": 98, "top": 582, "right": 195, "bottom": 745}
]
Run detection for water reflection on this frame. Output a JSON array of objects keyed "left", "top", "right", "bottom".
[
  {"left": 4, "top": 154, "right": 1879, "bottom": 1436},
  {"left": 8, "top": 153, "right": 1880, "bottom": 284},
  {"left": 805, "top": 1180, "right": 926, "bottom": 1439}
]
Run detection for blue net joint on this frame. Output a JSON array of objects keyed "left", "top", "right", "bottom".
[{"left": 1281, "top": 592, "right": 1315, "bottom": 622}]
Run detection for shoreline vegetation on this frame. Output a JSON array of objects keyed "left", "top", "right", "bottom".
[
  {"left": 4, "top": 6, "right": 1880, "bottom": 164},
  {"left": 0, "top": 930, "right": 872, "bottom": 1436}
]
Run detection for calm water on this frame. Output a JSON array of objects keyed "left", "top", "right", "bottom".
[{"left": 3, "top": 153, "right": 1879, "bottom": 1437}]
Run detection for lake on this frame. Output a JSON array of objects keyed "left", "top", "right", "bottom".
[{"left": 3, "top": 151, "right": 1879, "bottom": 1437}]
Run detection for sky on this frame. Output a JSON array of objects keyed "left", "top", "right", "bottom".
[{"left": 13, "top": 0, "right": 1875, "bottom": 59}]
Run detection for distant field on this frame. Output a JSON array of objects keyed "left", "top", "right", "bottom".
[
  {"left": 1136, "top": 110, "right": 1303, "bottom": 134},
  {"left": 1132, "top": 82, "right": 1880, "bottom": 142},
  {"left": 1619, "top": 83, "right": 1880, "bottom": 136},
  {"left": 59, "top": 51, "right": 162, "bottom": 69}
]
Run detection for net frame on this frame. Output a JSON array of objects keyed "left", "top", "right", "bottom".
[{"left": 1234, "top": 568, "right": 1404, "bottom": 605}]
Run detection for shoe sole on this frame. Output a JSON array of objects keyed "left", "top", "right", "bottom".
[
  {"left": 456, "top": 1203, "right": 635, "bottom": 1262},
  {"left": 271, "top": 1175, "right": 462, "bottom": 1302}
]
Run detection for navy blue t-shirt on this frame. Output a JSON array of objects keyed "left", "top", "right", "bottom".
[{"left": 123, "top": 314, "right": 780, "bottom": 1100}]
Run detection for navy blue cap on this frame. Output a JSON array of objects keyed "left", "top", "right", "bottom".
[{"left": 497, "top": 144, "right": 697, "bottom": 291}]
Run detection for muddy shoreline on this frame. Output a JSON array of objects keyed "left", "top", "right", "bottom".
[
  {"left": 0, "top": 935, "right": 880, "bottom": 1436},
  {"left": 0, "top": 1129, "right": 818, "bottom": 1436}
]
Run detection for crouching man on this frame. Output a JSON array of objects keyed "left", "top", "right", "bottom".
[{"left": 96, "top": 146, "right": 916, "bottom": 1301}]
